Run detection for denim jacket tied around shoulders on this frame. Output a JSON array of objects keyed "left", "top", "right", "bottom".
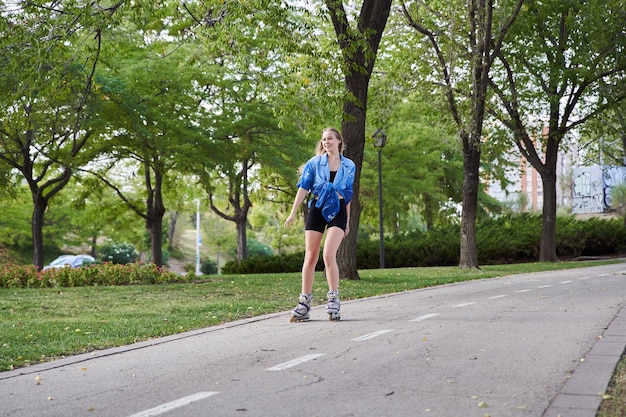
[{"left": 297, "top": 153, "right": 356, "bottom": 222}]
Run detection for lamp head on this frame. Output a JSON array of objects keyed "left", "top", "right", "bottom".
[{"left": 373, "top": 129, "right": 387, "bottom": 149}]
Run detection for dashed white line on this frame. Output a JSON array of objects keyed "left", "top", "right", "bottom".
[
  {"left": 127, "top": 392, "right": 219, "bottom": 417},
  {"left": 265, "top": 354, "right": 325, "bottom": 371},
  {"left": 516, "top": 289, "right": 531, "bottom": 293},
  {"left": 579, "top": 276, "right": 591, "bottom": 280},
  {"left": 538, "top": 285, "right": 553, "bottom": 288},
  {"left": 454, "top": 302, "right": 477, "bottom": 308},
  {"left": 410, "top": 313, "right": 440, "bottom": 322},
  {"left": 559, "top": 280, "right": 572, "bottom": 284},
  {"left": 598, "top": 274, "right": 609, "bottom": 277},
  {"left": 488, "top": 294, "right": 507, "bottom": 299},
  {"left": 352, "top": 330, "right": 393, "bottom": 341}
]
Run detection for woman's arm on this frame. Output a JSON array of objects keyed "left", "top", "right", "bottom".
[{"left": 284, "top": 188, "right": 309, "bottom": 228}]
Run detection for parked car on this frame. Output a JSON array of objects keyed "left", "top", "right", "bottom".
[{"left": 43, "top": 255, "right": 95, "bottom": 270}]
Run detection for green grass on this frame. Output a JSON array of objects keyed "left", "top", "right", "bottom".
[
  {"left": 0, "top": 261, "right": 618, "bottom": 373},
  {"left": 598, "top": 354, "right": 626, "bottom": 417}
]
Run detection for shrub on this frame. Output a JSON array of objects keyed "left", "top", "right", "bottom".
[
  {"left": 222, "top": 252, "right": 322, "bottom": 274},
  {"left": 0, "top": 262, "right": 188, "bottom": 289},
  {"left": 477, "top": 213, "right": 541, "bottom": 263},
  {"left": 219, "top": 214, "right": 626, "bottom": 274},
  {"left": 201, "top": 259, "right": 218, "bottom": 275},
  {"left": 99, "top": 241, "right": 138, "bottom": 264}
]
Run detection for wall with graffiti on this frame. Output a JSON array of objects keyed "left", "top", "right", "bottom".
[{"left": 572, "top": 165, "right": 626, "bottom": 214}]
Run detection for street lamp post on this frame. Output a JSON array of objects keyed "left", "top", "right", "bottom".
[
  {"left": 373, "top": 129, "right": 387, "bottom": 269},
  {"left": 195, "top": 199, "right": 202, "bottom": 276}
]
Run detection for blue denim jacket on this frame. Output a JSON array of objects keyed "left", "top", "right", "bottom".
[{"left": 297, "top": 154, "right": 356, "bottom": 222}]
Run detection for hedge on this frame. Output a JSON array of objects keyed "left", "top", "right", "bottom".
[{"left": 222, "top": 214, "right": 626, "bottom": 274}]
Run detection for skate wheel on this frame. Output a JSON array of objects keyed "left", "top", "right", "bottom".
[
  {"left": 328, "top": 313, "right": 341, "bottom": 321},
  {"left": 290, "top": 315, "right": 308, "bottom": 323}
]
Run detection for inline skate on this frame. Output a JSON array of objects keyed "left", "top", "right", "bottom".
[
  {"left": 325, "top": 290, "right": 340, "bottom": 321},
  {"left": 290, "top": 293, "right": 312, "bottom": 322}
]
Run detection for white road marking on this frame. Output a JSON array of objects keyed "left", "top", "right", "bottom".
[
  {"left": 410, "top": 313, "right": 440, "bottom": 322},
  {"left": 579, "top": 276, "right": 591, "bottom": 280},
  {"left": 265, "top": 354, "right": 325, "bottom": 371},
  {"left": 454, "top": 302, "right": 477, "bottom": 308},
  {"left": 538, "top": 285, "right": 553, "bottom": 288},
  {"left": 559, "top": 280, "right": 572, "bottom": 284},
  {"left": 598, "top": 273, "right": 609, "bottom": 277},
  {"left": 127, "top": 392, "right": 219, "bottom": 417},
  {"left": 516, "top": 289, "right": 531, "bottom": 293},
  {"left": 488, "top": 294, "right": 507, "bottom": 299},
  {"left": 352, "top": 329, "right": 393, "bottom": 341}
]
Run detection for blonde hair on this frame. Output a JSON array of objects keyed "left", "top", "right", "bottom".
[{"left": 315, "top": 127, "right": 345, "bottom": 156}]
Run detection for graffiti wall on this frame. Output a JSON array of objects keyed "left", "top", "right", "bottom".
[{"left": 572, "top": 165, "right": 626, "bottom": 214}]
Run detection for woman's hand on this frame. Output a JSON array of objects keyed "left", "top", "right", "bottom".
[{"left": 284, "top": 213, "right": 295, "bottom": 228}]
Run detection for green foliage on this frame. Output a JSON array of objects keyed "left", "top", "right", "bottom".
[
  {"left": 220, "top": 214, "right": 626, "bottom": 274},
  {"left": 201, "top": 259, "right": 218, "bottom": 275},
  {"left": 609, "top": 183, "right": 626, "bottom": 219},
  {"left": 98, "top": 241, "right": 139, "bottom": 264},
  {"left": 557, "top": 216, "right": 626, "bottom": 257},
  {"left": 0, "top": 262, "right": 188, "bottom": 289},
  {"left": 222, "top": 252, "right": 323, "bottom": 275},
  {"left": 247, "top": 239, "right": 274, "bottom": 257},
  {"left": 476, "top": 214, "right": 542, "bottom": 262}
]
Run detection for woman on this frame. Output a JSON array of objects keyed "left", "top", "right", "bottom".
[{"left": 284, "top": 127, "right": 356, "bottom": 322}]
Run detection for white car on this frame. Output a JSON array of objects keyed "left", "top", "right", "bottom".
[{"left": 43, "top": 255, "right": 95, "bottom": 270}]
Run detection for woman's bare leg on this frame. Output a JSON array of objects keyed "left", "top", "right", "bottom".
[
  {"left": 322, "top": 226, "right": 345, "bottom": 291},
  {"left": 302, "top": 230, "right": 323, "bottom": 294}
]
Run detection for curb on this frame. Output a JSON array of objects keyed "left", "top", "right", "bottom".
[{"left": 543, "top": 306, "right": 626, "bottom": 417}]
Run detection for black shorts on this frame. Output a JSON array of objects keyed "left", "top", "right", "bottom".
[{"left": 305, "top": 199, "right": 348, "bottom": 232}]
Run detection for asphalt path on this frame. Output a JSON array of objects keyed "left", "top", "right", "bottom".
[{"left": 1, "top": 262, "right": 625, "bottom": 417}]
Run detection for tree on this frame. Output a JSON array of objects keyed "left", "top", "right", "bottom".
[
  {"left": 183, "top": 2, "right": 312, "bottom": 261},
  {"left": 0, "top": 2, "right": 119, "bottom": 268},
  {"left": 579, "top": 101, "right": 626, "bottom": 167},
  {"left": 488, "top": 0, "right": 626, "bottom": 261},
  {"left": 359, "top": 88, "right": 464, "bottom": 232},
  {"left": 401, "top": 0, "right": 524, "bottom": 268},
  {"left": 91, "top": 25, "right": 209, "bottom": 267},
  {"left": 324, "top": 0, "right": 393, "bottom": 279}
]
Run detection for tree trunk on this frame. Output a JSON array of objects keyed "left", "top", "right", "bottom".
[
  {"left": 31, "top": 195, "right": 47, "bottom": 270},
  {"left": 459, "top": 141, "right": 481, "bottom": 269},
  {"left": 539, "top": 169, "right": 558, "bottom": 262},
  {"left": 146, "top": 165, "right": 166, "bottom": 267},
  {"left": 236, "top": 218, "right": 248, "bottom": 261},
  {"left": 338, "top": 101, "right": 366, "bottom": 279},
  {"left": 149, "top": 214, "right": 164, "bottom": 267},
  {"left": 28, "top": 168, "right": 72, "bottom": 269},
  {"left": 167, "top": 211, "right": 179, "bottom": 251}
]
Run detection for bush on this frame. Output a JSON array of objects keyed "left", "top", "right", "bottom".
[
  {"left": 201, "top": 259, "right": 218, "bottom": 275},
  {"left": 99, "top": 241, "right": 138, "bottom": 264},
  {"left": 219, "top": 214, "right": 626, "bottom": 274},
  {"left": 222, "top": 252, "right": 322, "bottom": 275},
  {"left": 0, "top": 262, "right": 189, "bottom": 289},
  {"left": 477, "top": 213, "right": 541, "bottom": 263}
]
